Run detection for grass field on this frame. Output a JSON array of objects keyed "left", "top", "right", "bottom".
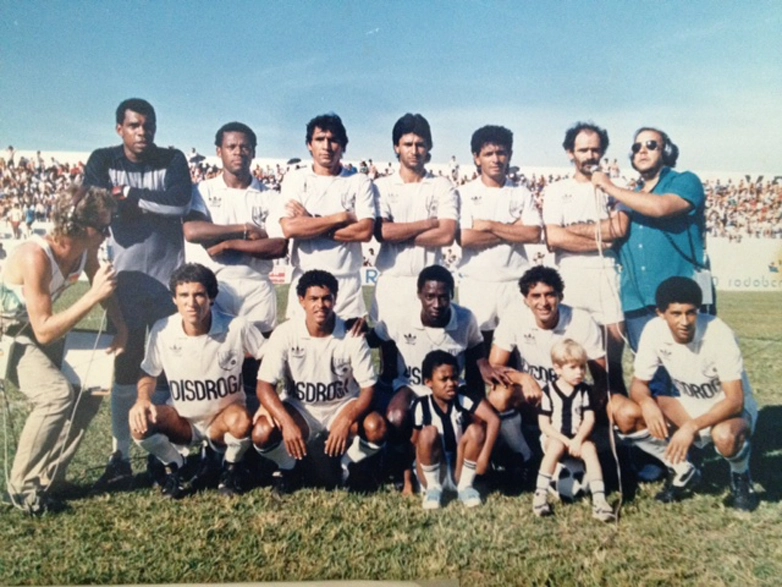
[{"left": 1, "top": 287, "right": 781, "bottom": 586}]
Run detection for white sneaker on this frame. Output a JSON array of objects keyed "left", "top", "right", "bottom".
[{"left": 422, "top": 486, "right": 443, "bottom": 510}]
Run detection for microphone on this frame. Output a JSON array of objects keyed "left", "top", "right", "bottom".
[{"left": 585, "top": 164, "right": 603, "bottom": 174}]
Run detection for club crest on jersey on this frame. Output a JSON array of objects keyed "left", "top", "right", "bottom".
[
  {"left": 341, "top": 191, "right": 356, "bottom": 212},
  {"left": 403, "top": 333, "right": 417, "bottom": 345},
  {"left": 169, "top": 342, "right": 183, "bottom": 356},
  {"left": 290, "top": 344, "right": 306, "bottom": 359},
  {"left": 426, "top": 197, "right": 439, "bottom": 219},
  {"left": 331, "top": 356, "right": 351, "bottom": 378},
  {"left": 701, "top": 363, "right": 718, "bottom": 379},
  {"left": 218, "top": 350, "right": 240, "bottom": 371},
  {"left": 508, "top": 198, "right": 523, "bottom": 220},
  {"left": 251, "top": 206, "right": 268, "bottom": 228}
]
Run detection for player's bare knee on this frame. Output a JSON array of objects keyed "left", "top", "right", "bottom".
[
  {"left": 712, "top": 423, "right": 747, "bottom": 458},
  {"left": 418, "top": 425, "right": 440, "bottom": 447},
  {"left": 225, "top": 409, "right": 252, "bottom": 439},
  {"left": 251, "top": 416, "right": 279, "bottom": 448},
  {"left": 610, "top": 397, "right": 641, "bottom": 434},
  {"left": 488, "top": 384, "right": 518, "bottom": 412},
  {"left": 464, "top": 422, "right": 486, "bottom": 447},
  {"left": 362, "top": 411, "right": 387, "bottom": 445}
]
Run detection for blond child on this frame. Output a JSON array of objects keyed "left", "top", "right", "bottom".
[{"left": 533, "top": 339, "right": 614, "bottom": 521}]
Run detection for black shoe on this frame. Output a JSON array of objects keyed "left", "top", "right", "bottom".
[
  {"left": 655, "top": 465, "right": 701, "bottom": 503},
  {"left": 218, "top": 463, "right": 243, "bottom": 497},
  {"left": 147, "top": 453, "right": 168, "bottom": 488},
  {"left": 273, "top": 467, "right": 302, "bottom": 495},
  {"left": 161, "top": 464, "right": 185, "bottom": 499},
  {"left": 94, "top": 451, "right": 133, "bottom": 492},
  {"left": 729, "top": 472, "right": 758, "bottom": 512}
]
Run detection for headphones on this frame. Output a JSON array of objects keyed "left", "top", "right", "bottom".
[
  {"left": 62, "top": 186, "right": 89, "bottom": 234},
  {"left": 629, "top": 127, "right": 679, "bottom": 169}
]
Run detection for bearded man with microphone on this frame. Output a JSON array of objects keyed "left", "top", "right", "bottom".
[{"left": 542, "top": 122, "right": 626, "bottom": 394}]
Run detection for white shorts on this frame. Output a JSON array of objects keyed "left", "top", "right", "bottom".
[
  {"left": 558, "top": 264, "right": 623, "bottom": 326},
  {"left": 370, "top": 273, "right": 419, "bottom": 323},
  {"left": 285, "top": 397, "right": 359, "bottom": 442},
  {"left": 679, "top": 397, "right": 759, "bottom": 447},
  {"left": 458, "top": 277, "right": 519, "bottom": 331},
  {"left": 215, "top": 274, "right": 277, "bottom": 333},
  {"left": 286, "top": 270, "right": 366, "bottom": 321}
]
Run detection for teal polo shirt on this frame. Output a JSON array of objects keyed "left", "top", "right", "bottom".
[{"left": 617, "top": 167, "right": 706, "bottom": 313}]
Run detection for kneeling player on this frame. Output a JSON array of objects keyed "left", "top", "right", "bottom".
[
  {"left": 610, "top": 277, "right": 758, "bottom": 511},
  {"left": 532, "top": 340, "right": 614, "bottom": 521},
  {"left": 252, "top": 269, "right": 387, "bottom": 491},
  {"left": 413, "top": 351, "right": 500, "bottom": 509},
  {"left": 129, "top": 264, "right": 265, "bottom": 498}
]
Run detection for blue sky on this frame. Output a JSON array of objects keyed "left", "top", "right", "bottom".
[{"left": 1, "top": 1, "right": 780, "bottom": 173}]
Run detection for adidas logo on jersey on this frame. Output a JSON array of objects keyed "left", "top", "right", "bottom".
[
  {"left": 523, "top": 332, "right": 536, "bottom": 344},
  {"left": 290, "top": 345, "right": 305, "bottom": 358},
  {"left": 169, "top": 342, "right": 183, "bottom": 356},
  {"left": 403, "top": 333, "right": 417, "bottom": 345}
]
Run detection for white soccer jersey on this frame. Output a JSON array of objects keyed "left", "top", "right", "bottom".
[
  {"left": 186, "top": 175, "right": 284, "bottom": 279},
  {"left": 373, "top": 171, "right": 459, "bottom": 276},
  {"left": 258, "top": 316, "right": 377, "bottom": 423},
  {"left": 373, "top": 303, "right": 483, "bottom": 390},
  {"left": 458, "top": 177, "right": 542, "bottom": 281},
  {"left": 540, "top": 381, "right": 593, "bottom": 438},
  {"left": 634, "top": 314, "right": 757, "bottom": 419},
  {"left": 141, "top": 310, "right": 266, "bottom": 422},
  {"left": 412, "top": 392, "right": 478, "bottom": 454},
  {"left": 493, "top": 304, "right": 604, "bottom": 388},
  {"left": 541, "top": 177, "right": 618, "bottom": 269},
  {"left": 279, "top": 166, "right": 375, "bottom": 277}
]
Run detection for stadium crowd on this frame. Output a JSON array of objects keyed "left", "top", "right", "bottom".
[
  {"left": 2, "top": 150, "right": 779, "bottom": 242},
  {"left": 0, "top": 102, "right": 765, "bottom": 519}
]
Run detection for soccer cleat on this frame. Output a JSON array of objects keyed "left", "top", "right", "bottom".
[
  {"left": 458, "top": 486, "right": 482, "bottom": 508},
  {"left": 161, "top": 464, "right": 184, "bottom": 499},
  {"left": 422, "top": 486, "right": 443, "bottom": 510},
  {"left": 218, "top": 463, "right": 243, "bottom": 497},
  {"left": 729, "top": 472, "right": 758, "bottom": 512},
  {"left": 532, "top": 498, "right": 553, "bottom": 517},
  {"left": 94, "top": 451, "right": 133, "bottom": 491},
  {"left": 147, "top": 453, "right": 167, "bottom": 489},
  {"left": 592, "top": 502, "right": 616, "bottom": 522},
  {"left": 655, "top": 465, "right": 701, "bottom": 504},
  {"left": 272, "top": 467, "right": 303, "bottom": 495}
]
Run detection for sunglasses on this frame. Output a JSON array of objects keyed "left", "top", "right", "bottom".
[
  {"left": 82, "top": 222, "right": 112, "bottom": 237},
  {"left": 631, "top": 140, "right": 660, "bottom": 154}
]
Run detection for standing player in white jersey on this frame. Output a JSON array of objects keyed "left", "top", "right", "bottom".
[
  {"left": 371, "top": 113, "right": 457, "bottom": 323},
  {"left": 458, "top": 125, "right": 542, "bottom": 351},
  {"left": 251, "top": 270, "right": 387, "bottom": 491},
  {"left": 543, "top": 122, "right": 627, "bottom": 394},
  {"left": 184, "top": 122, "right": 288, "bottom": 336},
  {"left": 370, "top": 265, "right": 501, "bottom": 493},
  {"left": 129, "top": 264, "right": 266, "bottom": 498},
  {"left": 279, "top": 114, "right": 375, "bottom": 321},
  {"left": 610, "top": 277, "right": 758, "bottom": 511}
]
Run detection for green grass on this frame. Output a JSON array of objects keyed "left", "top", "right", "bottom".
[{"left": 2, "top": 289, "right": 782, "bottom": 586}]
